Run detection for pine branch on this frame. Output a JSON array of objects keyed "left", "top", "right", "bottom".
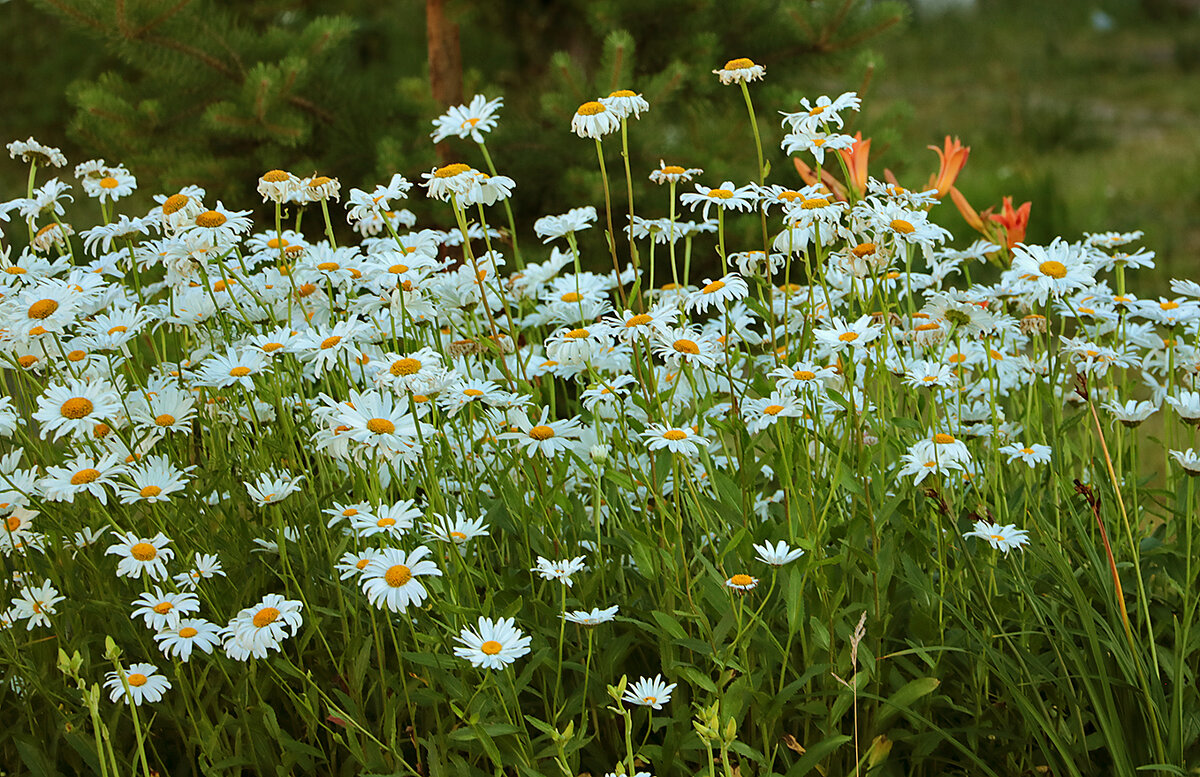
[{"left": 131, "top": 0, "right": 194, "bottom": 39}]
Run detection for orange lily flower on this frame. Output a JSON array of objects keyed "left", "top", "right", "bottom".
[
  {"left": 988, "top": 196, "right": 1032, "bottom": 249},
  {"left": 835, "top": 132, "right": 871, "bottom": 197},
  {"left": 927, "top": 136, "right": 970, "bottom": 198}
]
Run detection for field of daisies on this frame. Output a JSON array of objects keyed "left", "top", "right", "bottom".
[{"left": 2, "top": 57, "right": 1199, "bottom": 776}]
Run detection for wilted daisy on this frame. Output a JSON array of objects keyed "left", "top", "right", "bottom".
[
  {"left": 649, "top": 161, "right": 703, "bottom": 185},
  {"left": 753, "top": 540, "right": 805, "bottom": 566},
  {"left": 564, "top": 606, "right": 619, "bottom": 626},
  {"left": 963, "top": 520, "right": 1031, "bottom": 554},
  {"left": 154, "top": 619, "right": 222, "bottom": 662},
  {"left": 623, "top": 674, "right": 677, "bottom": 710},
  {"left": 531, "top": 556, "right": 587, "bottom": 587},
  {"left": 106, "top": 531, "right": 175, "bottom": 581},
  {"left": 8, "top": 137, "right": 67, "bottom": 167},
  {"left": 360, "top": 546, "right": 442, "bottom": 613},
  {"left": 130, "top": 587, "right": 200, "bottom": 631},
  {"left": 571, "top": 100, "right": 622, "bottom": 139},
  {"left": 104, "top": 663, "right": 171, "bottom": 705},
  {"left": 257, "top": 169, "right": 299, "bottom": 203},
  {"left": 453, "top": 616, "right": 532, "bottom": 669},
  {"left": 600, "top": 89, "right": 650, "bottom": 120}
]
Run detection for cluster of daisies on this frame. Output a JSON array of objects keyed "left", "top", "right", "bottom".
[{"left": 2, "top": 59, "right": 1196, "bottom": 725}]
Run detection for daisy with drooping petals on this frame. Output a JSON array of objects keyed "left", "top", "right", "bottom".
[
  {"left": 531, "top": 556, "right": 587, "bottom": 587},
  {"left": 963, "top": 520, "right": 1031, "bottom": 554},
  {"left": 713, "top": 57, "right": 765, "bottom": 85},
  {"left": 1103, "top": 399, "right": 1157, "bottom": 428},
  {"left": 622, "top": 674, "right": 677, "bottom": 709},
  {"left": 649, "top": 161, "right": 703, "bottom": 185},
  {"left": 106, "top": 531, "right": 175, "bottom": 580},
  {"left": 571, "top": 100, "right": 622, "bottom": 139},
  {"left": 453, "top": 616, "right": 532, "bottom": 670},
  {"left": 564, "top": 605, "right": 619, "bottom": 626},
  {"left": 359, "top": 546, "right": 443, "bottom": 613},
  {"left": 600, "top": 89, "right": 650, "bottom": 120},
  {"left": 1169, "top": 449, "right": 1200, "bottom": 475},
  {"left": 8, "top": 137, "right": 67, "bottom": 167},
  {"left": 105, "top": 663, "right": 171, "bottom": 705}
]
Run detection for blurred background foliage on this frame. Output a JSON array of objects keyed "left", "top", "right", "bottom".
[{"left": 1, "top": 0, "right": 1198, "bottom": 278}]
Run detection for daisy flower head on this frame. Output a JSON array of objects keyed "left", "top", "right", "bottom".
[
  {"left": 9, "top": 580, "right": 64, "bottom": 630},
  {"left": 622, "top": 674, "right": 677, "bottom": 710},
  {"left": 1166, "top": 391, "right": 1200, "bottom": 425},
  {"left": 425, "top": 511, "right": 491, "bottom": 546},
  {"left": 360, "top": 546, "right": 443, "bottom": 613},
  {"left": 106, "top": 531, "right": 174, "bottom": 580},
  {"left": 998, "top": 442, "right": 1052, "bottom": 468},
  {"left": 534, "top": 206, "right": 598, "bottom": 242},
  {"left": 498, "top": 407, "right": 584, "bottom": 458},
  {"left": 33, "top": 377, "right": 123, "bottom": 441},
  {"left": 154, "top": 619, "right": 222, "bottom": 662},
  {"left": 532, "top": 555, "right": 588, "bottom": 587},
  {"left": 1008, "top": 239, "right": 1096, "bottom": 304},
  {"left": 1103, "top": 398, "right": 1158, "bottom": 428},
  {"left": 713, "top": 57, "right": 765, "bottom": 85},
  {"left": 571, "top": 100, "right": 622, "bottom": 139},
  {"left": 223, "top": 594, "right": 303, "bottom": 660},
  {"left": 641, "top": 423, "right": 709, "bottom": 458},
  {"left": 780, "top": 128, "right": 856, "bottom": 166},
  {"left": 742, "top": 393, "right": 802, "bottom": 434},
  {"left": 689, "top": 272, "right": 749, "bottom": 315},
  {"left": 351, "top": 499, "right": 421, "bottom": 539},
  {"left": 104, "top": 663, "right": 171, "bottom": 705},
  {"left": 40, "top": 453, "right": 125, "bottom": 504},
  {"left": 257, "top": 169, "right": 300, "bottom": 203},
  {"left": 753, "top": 540, "right": 805, "bottom": 566},
  {"left": 420, "top": 163, "right": 480, "bottom": 202},
  {"left": 780, "top": 92, "right": 862, "bottom": 133},
  {"left": 130, "top": 586, "right": 200, "bottom": 631},
  {"left": 813, "top": 315, "right": 883, "bottom": 353},
  {"left": 172, "top": 553, "right": 225, "bottom": 590},
  {"left": 600, "top": 89, "right": 650, "bottom": 120},
  {"left": 1169, "top": 448, "right": 1200, "bottom": 476},
  {"left": 431, "top": 94, "right": 504, "bottom": 143},
  {"left": 653, "top": 327, "right": 721, "bottom": 369},
  {"left": 679, "top": 181, "right": 757, "bottom": 221},
  {"left": 902, "top": 360, "right": 958, "bottom": 390},
  {"left": 725, "top": 573, "right": 759, "bottom": 592},
  {"left": 8, "top": 137, "right": 67, "bottom": 167},
  {"left": 81, "top": 164, "right": 137, "bottom": 202},
  {"left": 963, "top": 520, "right": 1031, "bottom": 555},
  {"left": 453, "top": 616, "right": 532, "bottom": 670},
  {"left": 649, "top": 160, "right": 703, "bottom": 185},
  {"left": 244, "top": 469, "right": 304, "bottom": 507},
  {"left": 564, "top": 605, "right": 619, "bottom": 626}
]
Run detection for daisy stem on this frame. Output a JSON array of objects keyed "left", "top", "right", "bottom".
[
  {"left": 554, "top": 583, "right": 567, "bottom": 719},
  {"left": 319, "top": 199, "right": 338, "bottom": 250},
  {"left": 668, "top": 181, "right": 680, "bottom": 288},
  {"left": 619, "top": 120, "right": 642, "bottom": 274},
  {"left": 739, "top": 82, "right": 767, "bottom": 185},
  {"left": 594, "top": 139, "right": 627, "bottom": 311},
  {"left": 477, "top": 140, "right": 523, "bottom": 269}
]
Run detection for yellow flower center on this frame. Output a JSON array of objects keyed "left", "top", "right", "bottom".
[
  {"left": 390, "top": 358, "right": 420, "bottom": 376},
  {"left": 915, "top": 323, "right": 940, "bottom": 332},
  {"left": 673, "top": 338, "right": 700, "bottom": 354},
  {"left": 1161, "top": 301, "right": 1180, "bottom": 310},
  {"left": 703, "top": 280, "right": 726, "bottom": 294},
  {"left": 661, "top": 165, "right": 686, "bottom": 175},
  {"left": 61, "top": 397, "right": 94, "bottom": 419},
  {"left": 730, "top": 573, "right": 755, "bottom": 587},
  {"left": 724, "top": 57, "right": 756, "bottom": 69},
  {"left": 131, "top": 542, "right": 157, "bottom": 561},
  {"left": 153, "top": 602, "right": 174, "bottom": 614},
  {"left": 434, "top": 163, "right": 472, "bottom": 178},
  {"left": 140, "top": 485, "right": 163, "bottom": 498},
  {"left": 179, "top": 627, "right": 198, "bottom": 638},
  {"left": 162, "top": 194, "right": 189, "bottom": 215},
  {"left": 127, "top": 673, "right": 148, "bottom": 687},
  {"left": 793, "top": 370, "right": 816, "bottom": 380},
  {"left": 17, "top": 356, "right": 37, "bottom": 368},
  {"left": 1039, "top": 260, "right": 1067, "bottom": 279},
  {"left": 577, "top": 101, "right": 606, "bottom": 116},
  {"left": 388, "top": 263, "right": 410, "bottom": 274},
  {"left": 385, "top": 564, "right": 412, "bottom": 587},
  {"left": 261, "top": 169, "right": 290, "bottom": 183},
  {"left": 662, "top": 429, "right": 688, "bottom": 441},
  {"left": 99, "top": 176, "right": 119, "bottom": 189},
  {"left": 890, "top": 219, "right": 915, "bottom": 234},
  {"left": 229, "top": 366, "right": 251, "bottom": 377},
  {"left": 625, "top": 314, "right": 652, "bottom": 327},
  {"left": 252, "top": 607, "right": 280, "bottom": 628},
  {"left": 838, "top": 332, "right": 859, "bottom": 342},
  {"left": 70, "top": 468, "right": 100, "bottom": 485},
  {"left": 320, "top": 336, "right": 342, "bottom": 350},
  {"left": 852, "top": 242, "right": 877, "bottom": 257},
  {"left": 450, "top": 531, "right": 467, "bottom": 540},
  {"left": 195, "top": 210, "right": 227, "bottom": 228},
  {"left": 308, "top": 176, "right": 333, "bottom": 188},
  {"left": 6, "top": 266, "right": 26, "bottom": 274},
  {"left": 764, "top": 404, "right": 785, "bottom": 415},
  {"left": 481, "top": 640, "right": 503, "bottom": 655},
  {"left": 317, "top": 261, "right": 340, "bottom": 272},
  {"left": 1020, "top": 447, "right": 1034, "bottom": 455},
  {"left": 5, "top": 516, "right": 21, "bottom": 531},
  {"left": 609, "top": 89, "right": 636, "bottom": 98},
  {"left": 933, "top": 433, "right": 956, "bottom": 444},
  {"left": 707, "top": 189, "right": 734, "bottom": 199},
  {"left": 801, "top": 197, "right": 830, "bottom": 209},
  {"left": 154, "top": 414, "right": 176, "bottom": 427},
  {"left": 367, "top": 418, "right": 395, "bottom": 435},
  {"left": 27, "top": 299, "right": 59, "bottom": 320},
  {"left": 463, "top": 388, "right": 484, "bottom": 397},
  {"left": 529, "top": 425, "right": 555, "bottom": 440}
]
